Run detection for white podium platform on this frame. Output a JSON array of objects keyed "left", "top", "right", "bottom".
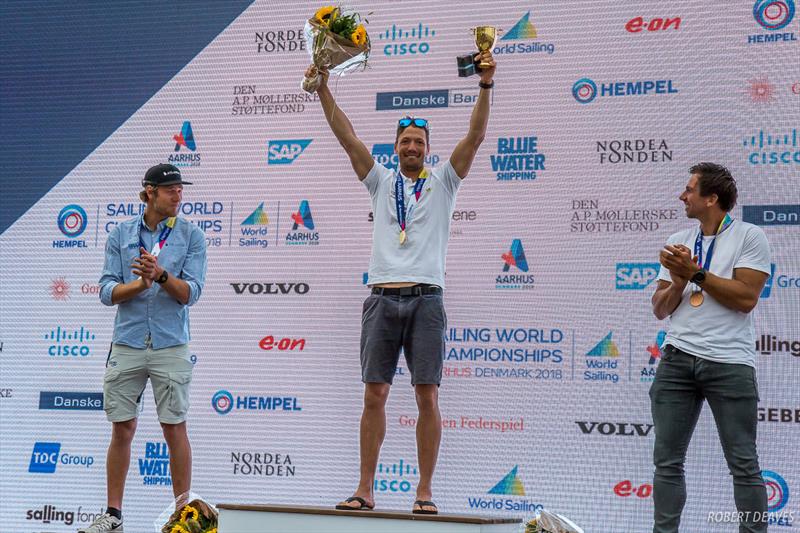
[{"left": 217, "top": 504, "right": 522, "bottom": 533}]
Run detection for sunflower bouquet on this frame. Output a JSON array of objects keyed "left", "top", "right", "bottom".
[
  {"left": 524, "top": 509, "right": 584, "bottom": 533},
  {"left": 155, "top": 492, "right": 218, "bottom": 533},
  {"left": 301, "top": 5, "right": 371, "bottom": 93}
]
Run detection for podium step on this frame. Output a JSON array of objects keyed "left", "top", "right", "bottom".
[{"left": 217, "top": 504, "right": 522, "bottom": 533}]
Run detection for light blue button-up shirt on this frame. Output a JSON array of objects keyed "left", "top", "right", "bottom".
[{"left": 99, "top": 215, "right": 207, "bottom": 349}]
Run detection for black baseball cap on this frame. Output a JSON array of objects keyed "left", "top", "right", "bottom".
[{"left": 142, "top": 163, "right": 193, "bottom": 187}]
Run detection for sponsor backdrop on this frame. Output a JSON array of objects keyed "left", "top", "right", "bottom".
[{"left": 1, "top": 1, "right": 798, "bottom": 532}]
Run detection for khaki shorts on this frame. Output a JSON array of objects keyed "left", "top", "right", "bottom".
[{"left": 103, "top": 343, "right": 193, "bottom": 424}]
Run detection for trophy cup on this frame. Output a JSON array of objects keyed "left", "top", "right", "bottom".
[{"left": 472, "top": 26, "right": 499, "bottom": 68}]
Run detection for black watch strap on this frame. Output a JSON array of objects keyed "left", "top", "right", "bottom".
[
  {"left": 156, "top": 270, "right": 169, "bottom": 284},
  {"left": 479, "top": 80, "right": 494, "bottom": 89},
  {"left": 690, "top": 269, "right": 706, "bottom": 285}
]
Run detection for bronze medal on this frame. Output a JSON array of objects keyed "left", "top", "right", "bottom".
[
  {"left": 689, "top": 291, "right": 704, "bottom": 307},
  {"left": 399, "top": 229, "right": 407, "bottom": 245}
]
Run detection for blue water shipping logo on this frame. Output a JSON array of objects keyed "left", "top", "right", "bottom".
[
  {"left": 491, "top": 135, "right": 545, "bottom": 181},
  {"left": 616, "top": 263, "right": 660, "bottom": 289},
  {"left": 268, "top": 139, "right": 312, "bottom": 164},
  {"left": 573, "top": 78, "right": 678, "bottom": 104}
]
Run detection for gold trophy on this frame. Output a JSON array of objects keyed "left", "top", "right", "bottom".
[{"left": 472, "top": 26, "right": 500, "bottom": 68}]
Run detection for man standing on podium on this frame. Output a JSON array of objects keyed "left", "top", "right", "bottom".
[{"left": 306, "top": 50, "right": 496, "bottom": 514}]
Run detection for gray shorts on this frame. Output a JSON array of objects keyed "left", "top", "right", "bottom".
[
  {"left": 360, "top": 288, "right": 447, "bottom": 385},
  {"left": 103, "top": 343, "right": 193, "bottom": 424}
]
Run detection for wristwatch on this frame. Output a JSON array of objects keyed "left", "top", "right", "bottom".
[
  {"left": 155, "top": 270, "right": 169, "bottom": 284},
  {"left": 479, "top": 80, "right": 494, "bottom": 89},
  {"left": 690, "top": 269, "right": 706, "bottom": 285}
]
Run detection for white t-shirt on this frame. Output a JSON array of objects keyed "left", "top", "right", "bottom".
[
  {"left": 657, "top": 219, "right": 771, "bottom": 367},
  {"left": 364, "top": 160, "right": 461, "bottom": 288}
]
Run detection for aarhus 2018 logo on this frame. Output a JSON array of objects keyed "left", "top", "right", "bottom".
[
  {"left": 743, "top": 129, "right": 799, "bottom": 165},
  {"left": 286, "top": 200, "right": 319, "bottom": 245},
  {"left": 212, "top": 389, "right": 302, "bottom": 415},
  {"left": 749, "top": 0, "right": 797, "bottom": 43},
  {"left": 240, "top": 203, "right": 269, "bottom": 248},
  {"left": 378, "top": 24, "right": 436, "bottom": 57},
  {"left": 54, "top": 205, "right": 88, "bottom": 248},
  {"left": 494, "top": 12, "right": 555, "bottom": 55},
  {"left": 573, "top": 78, "right": 677, "bottom": 104},
  {"left": 169, "top": 121, "right": 201, "bottom": 167},
  {"left": 491, "top": 136, "right": 545, "bottom": 181},
  {"left": 585, "top": 332, "right": 621, "bottom": 383},
  {"left": 45, "top": 326, "right": 95, "bottom": 357},
  {"left": 497, "top": 239, "right": 534, "bottom": 289},
  {"left": 268, "top": 139, "right": 311, "bottom": 164},
  {"left": 468, "top": 466, "right": 543, "bottom": 513},
  {"left": 641, "top": 331, "right": 665, "bottom": 382}
]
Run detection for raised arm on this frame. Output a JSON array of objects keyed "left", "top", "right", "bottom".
[
  {"left": 449, "top": 51, "right": 495, "bottom": 179},
  {"left": 307, "top": 65, "right": 374, "bottom": 180}
]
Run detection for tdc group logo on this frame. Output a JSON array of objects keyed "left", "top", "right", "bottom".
[
  {"left": 29, "top": 442, "right": 94, "bottom": 473},
  {"left": 573, "top": 77, "right": 678, "bottom": 104},
  {"left": 268, "top": 139, "right": 312, "bottom": 164}
]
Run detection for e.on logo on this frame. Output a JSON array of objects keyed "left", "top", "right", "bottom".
[
  {"left": 259, "top": 336, "right": 306, "bottom": 351},
  {"left": 614, "top": 480, "right": 653, "bottom": 498},
  {"left": 625, "top": 16, "right": 681, "bottom": 33}
]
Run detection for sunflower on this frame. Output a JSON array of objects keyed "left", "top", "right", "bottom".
[
  {"left": 170, "top": 525, "right": 190, "bottom": 533},
  {"left": 351, "top": 24, "right": 367, "bottom": 46},
  {"left": 314, "top": 6, "right": 337, "bottom": 27},
  {"left": 179, "top": 505, "right": 199, "bottom": 523}
]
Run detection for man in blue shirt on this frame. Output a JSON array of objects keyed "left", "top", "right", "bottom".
[{"left": 80, "top": 164, "right": 207, "bottom": 533}]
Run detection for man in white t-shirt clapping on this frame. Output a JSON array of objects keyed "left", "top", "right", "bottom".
[
  {"left": 305, "top": 50, "right": 496, "bottom": 515},
  {"left": 650, "top": 162, "right": 771, "bottom": 533}
]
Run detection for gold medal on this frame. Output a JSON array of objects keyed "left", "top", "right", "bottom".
[
  {"left": 399, "top": 229, "right": 407, "bottom": 244},
  {"left": 689, "top": 291, "right": 704, "bottom": 307}
]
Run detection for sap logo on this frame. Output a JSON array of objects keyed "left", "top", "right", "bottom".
[
  {"left": 575, "top": 421, "right": 653, "bottom": 436},
  {"left": 268, "top": 139, "right": 312, "bottom": 164},
  {"left": 231, "top": 282, "right": 310, "bottom": 295},
  {"left": 614, "top": 480, "right": 653, "bottom": 498},
  {"left": 616, "top": 263, "right": 660, "bottom": 289},
  {"left": 625, "top": 16, "right": 681, "bottom": 33}
]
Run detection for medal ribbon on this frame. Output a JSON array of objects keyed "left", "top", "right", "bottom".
[
  {"left": 394, "top": 169, "right": 428, "bottom": 235},
  {"left": 693, "top": 213, "right": 733, "bottom": 272},
  {"left": 139, "top": 216, "right": 177, "bottom": 258}
]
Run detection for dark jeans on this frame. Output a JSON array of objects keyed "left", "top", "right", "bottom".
[{"left": 649, "top": 345, "right": 767, "bottom": 533}]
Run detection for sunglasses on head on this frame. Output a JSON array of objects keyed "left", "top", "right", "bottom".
[{"left": 398, "top": 117, "right": 429, "bottom": 130}]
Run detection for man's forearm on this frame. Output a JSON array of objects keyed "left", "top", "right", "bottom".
[
  {"left": 111, "top": 279, "right": 149, "bottom": 305},
  {"left": 466, "top": 88, "right": 491, "bottom": 146},
  {"left": 317, "top": 85, "right": 358, "bottom": 150},
  {"left": 159, "top": 275, "right": 191, "bottom": 305},
  {"left": 652, "top": 282, "right": 685, "bottom": 320},
  {"left": 699, "top": 274, "right": 759, "bottom": 313}
]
